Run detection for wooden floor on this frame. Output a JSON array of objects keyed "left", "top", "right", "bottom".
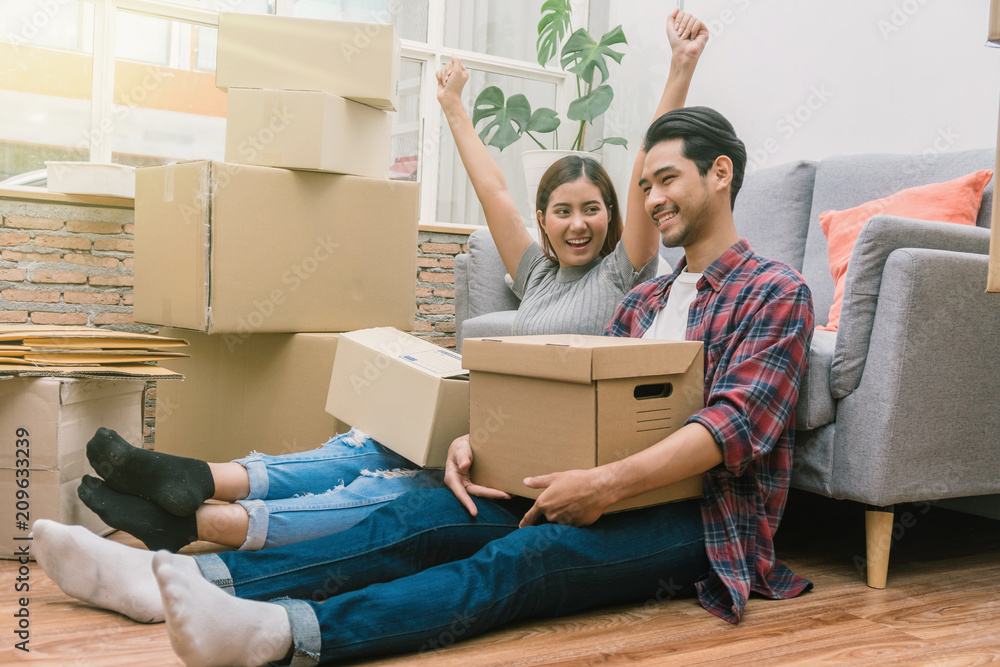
[{"left": 3, "top": 491, "right": 999, "bottom": 666}]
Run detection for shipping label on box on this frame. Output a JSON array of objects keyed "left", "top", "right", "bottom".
[
  {"left": 133, "top": 161, "right": 418, "bottom": 333},
  {"left": 461, "top": 335, "right": 705, "bottom": 512},
  {"left": 0, "top": 377, "right": 144, "bottom": 558},
  {"left": 326, "top": 328, "right": 470, "bottom": 468},
  {"left": 155, "top": 330, "right": 349, "bottom": 461},
  {"left": 216, "top": 13, "right": 400, "bottom": 111},
  {"left": 225, "top": 89, "right": 392, "bottom": 178}
]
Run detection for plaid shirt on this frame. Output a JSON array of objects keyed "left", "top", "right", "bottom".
[{"left": 607, "top": 239, "right": 814, "bottom": 623}]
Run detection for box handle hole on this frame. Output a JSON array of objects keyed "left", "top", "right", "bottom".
[{"left": 634, "top": 382, "right": 672, "bottom": 400}]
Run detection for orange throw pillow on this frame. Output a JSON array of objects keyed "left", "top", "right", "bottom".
[{"left": 818, "top": 169, "right": 993, "bottom": 332}]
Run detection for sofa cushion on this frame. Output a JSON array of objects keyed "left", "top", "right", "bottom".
[
  {"left": 795, "top": 329, "right": 837, "bottom": 430},
  {"left": 800, "top": 148, "right": 996, "bottom": 323},
  {"left": 818, "top": 169, "right": 992, "bottom": 331},
  {"left": 658, "top": 160, "right": 817, "bottom": 271}
]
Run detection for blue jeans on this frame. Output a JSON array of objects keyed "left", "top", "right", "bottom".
[
  {"left": 231, "top": 429, "right": 444, "bottom": 550},
  {"left": 194, "top": 487, "right": 708, "bottom": 666}
]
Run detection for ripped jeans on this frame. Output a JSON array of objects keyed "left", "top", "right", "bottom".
[{"left": 231, "top": 428, "right": 445, "bottom": 550}]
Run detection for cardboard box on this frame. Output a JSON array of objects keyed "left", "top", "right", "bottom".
[
  {"left": 326, "top": 328, "right": 470, "bottom": 468},
  {"left": 0, "top": 377, "right": 145, "bottom": 559},
  {"left": 216, "top": 13, "right": 400, "bottom": 111},
  {"left": 46, "top": 161, "right": 135, "bottom": 199},
  {"left": 133, "top": 160, "right": 418, "bottom": 333},
  {"left": 461, "top": 335, "right": 705, "bottom": 512},
  {"left": 154, "top": 330, "right": 349, "bottom": 462},
  {"left": 225, "top": 89, "right": 392, "bottom": 178}
]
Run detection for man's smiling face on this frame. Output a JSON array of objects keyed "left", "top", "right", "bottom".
[{"left": 639, "top": 138, "right": 714, "bottom": 249}]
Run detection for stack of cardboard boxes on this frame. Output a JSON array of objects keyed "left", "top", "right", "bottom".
[{"left": 134, "top": 13, "right": 419, "bottom": 461}]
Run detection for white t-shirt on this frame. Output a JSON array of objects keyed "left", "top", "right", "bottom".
[{"left": 641, "top": 269, "right": 702, "bottom": 341}]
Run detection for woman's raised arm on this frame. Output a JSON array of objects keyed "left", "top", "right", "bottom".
[{"left": 437, "top": 57, "right": 534, "bottom": 277}]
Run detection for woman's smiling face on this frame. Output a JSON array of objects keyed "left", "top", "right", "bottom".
[{"left": 537, "top": 177, "right": 611, "bottom": 268}]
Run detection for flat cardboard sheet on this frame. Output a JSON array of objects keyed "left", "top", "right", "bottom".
[
  {"left": 225, "top": 89, "right": 392, "bottom": 178},
  {"left": 0, "top": 325, "right": 188, "bottom": 347},
  {"left": 216, "top": 13, "right": 400, "bottom": 111},
  {"left": 463, "top": 335, "right": 705, "bottom": 512},
  {"left": 133, "top": 160, "right": 418, "bottom": 334},
  {"left": 0, "top": 365, "right": 182, "bottom": 379},
  {"left": 326, "top": 328, "right": 470, "bottom": 468},
  {"left": 0, "top": 377, "right": 144, "bottom": 558},
  {"left": 155, "top": 330, "right": 349, "bottom": 461}
]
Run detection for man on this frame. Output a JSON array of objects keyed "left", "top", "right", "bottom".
[{"left": 33, "top": 102, "right": 813, "bottom": 667}]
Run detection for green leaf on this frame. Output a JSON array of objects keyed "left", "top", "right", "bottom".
[
  {"left": 536, "top": 0, "right": 572, "bottom": 67},
  {"left": 472, "top": 87, "right": 531, "bottom": 151},
  {"left": 560, "top": 25, "right": 627, "bottom": 86},
  {"left": 592, "top": 136, "right": 628, "bottom": 150},
  {"left": 567, "top": 85, "right": 614, "bottom": 123},
  {"left": 526, "top": 107, "right": 560, "bottom": 133}
]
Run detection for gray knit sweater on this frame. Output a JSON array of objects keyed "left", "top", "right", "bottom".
[{"left": 511, "top": 240, "right": 658, "bottom": 336}]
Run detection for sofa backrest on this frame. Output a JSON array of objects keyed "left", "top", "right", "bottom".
[
  {"left": 800, "top": 148, "right": 995, "bottom": 324},
  {"left": 658, "top": 159, "right": 819, "bottom": 274}
]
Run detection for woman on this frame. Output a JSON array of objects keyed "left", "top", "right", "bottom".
[{"left": 77, "top": 8, "right": 708, "bottom": 557}]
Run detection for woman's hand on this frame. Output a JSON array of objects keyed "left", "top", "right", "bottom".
[
  {"left": 444, "top": 434, "right": 512, "bottom": 516},
  {"left": 519, "top": 468, "right": 614, "bottom": 528},
  {"left": 667, "top": 8, "right": 709, "bottom": 68},
  {"left": 436, "top": 56, "right": 470, "bottom": 109}
]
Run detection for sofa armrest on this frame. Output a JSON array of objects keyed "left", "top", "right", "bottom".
[
  {"left": 830, "top": 248, "right": 1000, "bottom": 504},
  {"left": 455, "top": 229, "right": 522, "bottom": 350},
  {"left": 454, "top": 252, "right": 471, "bottom": 348},
  {"left": 830, "top": 215, "right": 990, "bottom": 398}
]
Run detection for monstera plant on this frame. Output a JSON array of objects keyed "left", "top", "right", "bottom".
[{"left": 472, "top": 0, "right": 628, "bottom": 152}]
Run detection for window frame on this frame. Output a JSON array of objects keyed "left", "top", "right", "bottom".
[{"left": 74, "top": 0, "right": 589, "bottom": 229}]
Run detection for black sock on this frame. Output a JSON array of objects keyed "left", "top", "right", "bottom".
[
  {"left": 78, "top": 475, "right": 199, "bottom": 553},
  {"left": 86, "top": 427, "right": 215, "bottom": 516}
]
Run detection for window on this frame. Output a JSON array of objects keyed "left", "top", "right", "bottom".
[
  {"left": 1, "top": 0, "right": 587, "bottom": 230},
  {"left": 0, "top": 1, "right": 95, "bottom": 180}
]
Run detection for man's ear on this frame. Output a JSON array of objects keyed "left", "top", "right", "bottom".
[{"left": 710, "top": 156, "right": 733, "bottom": 194}]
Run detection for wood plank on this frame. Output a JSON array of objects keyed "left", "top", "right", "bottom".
[{"left": 1, "top": 492, "right": 998, "bottom": 666}]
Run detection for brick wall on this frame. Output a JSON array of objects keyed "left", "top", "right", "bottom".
[
  {"left": 413, "top": 231, "right": 468, "bottom": 349},
  {"left": 0, "top": 198, "right": 144, "bottom": 330}
]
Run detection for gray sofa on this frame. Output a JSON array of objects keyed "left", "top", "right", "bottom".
[{"left": 454, "top": 148, "right": 1000, "bottom": 587}]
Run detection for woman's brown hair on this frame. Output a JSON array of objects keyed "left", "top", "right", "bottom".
[{"left": 535, "top": 155, "right": 623, "bottom": 263}]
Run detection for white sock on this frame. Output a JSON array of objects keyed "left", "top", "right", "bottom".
[
  {"left": 154, "top": 551, "right": 293, "bottom": 667},
  {"left": 32, "top": 519, "right": 199, "bottom": 623}
]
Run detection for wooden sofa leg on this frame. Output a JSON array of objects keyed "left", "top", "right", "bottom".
[{"left": 865, "top": 505, "right": 894, "bottom": 589}]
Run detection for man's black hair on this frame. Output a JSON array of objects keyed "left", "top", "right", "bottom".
[{"left": 642, "top": 106, "right": 747, "bottom": 208}]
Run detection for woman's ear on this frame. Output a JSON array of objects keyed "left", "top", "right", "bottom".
[{"left": 536, "top": 210, "right": 545, "bottom": 229}]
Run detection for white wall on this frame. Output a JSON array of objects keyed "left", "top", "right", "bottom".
[{"left": 603, "top": 0, "right": 1000, "bottom": 200}]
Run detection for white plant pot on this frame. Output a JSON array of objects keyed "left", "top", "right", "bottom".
[{"left": 521, "top": 149, "right": 601, "bottom": 210}]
